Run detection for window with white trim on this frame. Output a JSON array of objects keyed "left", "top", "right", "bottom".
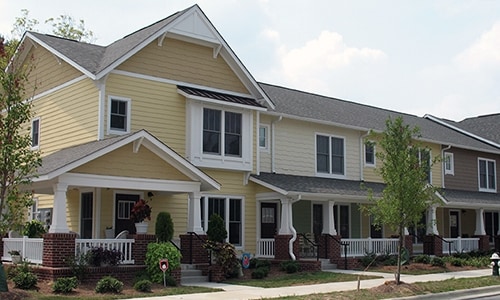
[
  {"left": 444, "top": 152, "right": 454, "bottom": 175},
  {"left": 108, "top": 97, "right": 131, "bottom": 134},
  {"left": 31, "top": 117, "right": 40, "bottom": 149},
  {"left": 117, "top": 200, "right": 135, "bottom": 220},
  {"left": 200, "top": 196, "right": 243, "bottom": 246},
  {"left": 28, "top": 197, "right": 39, "bottom": 221},
  {"left": 478, "top": 158, "right": 496, "bottom": 192},
  {"left": 316, "top": 134, "right": 345, "bottom": 176},
  {"left": 203, "top": 108, "right": 242, "bottom": 157},
  {"left": 259, "top": 125, "right": 269, "bottom": 150},
  {"left": 364, "top": 141, "right": 375, "bottom": 166}
]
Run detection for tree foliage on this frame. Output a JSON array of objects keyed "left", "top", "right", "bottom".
[
  {"left": 362, "top": 116, "right": 438, "bottom": 284},
  {"left": 45, "top": 15, "right": 94, "bottom": 42}
]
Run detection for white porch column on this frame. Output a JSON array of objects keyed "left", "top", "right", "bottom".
[
  {"left": 278, "top": 197, "right": 292, "bottom": 234},
  {"left": 187, "top": 192, "right": 204, "bottom": 234},
  {"left": 474, "top": 208, "right": 486, "bottom": 236},
  {"left": 426, "top": 205, "right": 439, "bottom": 235},
  {"left": 49, "top": 182, "right": 69, "bottom": 233},
  {"left": 322, "top": 201, "right": 337, "bottom": 235},
  {"left": 497, "top": 210, "right": 500, "bottom": 235}
]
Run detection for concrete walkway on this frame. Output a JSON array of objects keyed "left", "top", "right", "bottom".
[{"left": 131, "top": 268, "right": 493, "bottom": 300}]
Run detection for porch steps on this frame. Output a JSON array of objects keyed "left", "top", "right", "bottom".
[
  {"left": 319, "top": 259, "right": 337, "bottom": 270},
  {"left": 180, "top": 264, "right": 208, "bottom": 285}
]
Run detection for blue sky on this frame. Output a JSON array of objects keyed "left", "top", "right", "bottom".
[{"left": 1, "top": 0, "right": 500, "bottom": 121}]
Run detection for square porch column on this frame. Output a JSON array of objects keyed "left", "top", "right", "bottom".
[
  {"left": 42, "top": 233, "right": 77, "bottom": 267},
  {"left": 49, "top": 182, "right": 70, "bottom": 233}
]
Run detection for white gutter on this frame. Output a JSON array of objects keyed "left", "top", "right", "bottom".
[
  {"left": 271, "top": 115, "right": 283, "bottom": 173},
  {"left": 441, "top": 145, "right": 451, "bottom": 189}
]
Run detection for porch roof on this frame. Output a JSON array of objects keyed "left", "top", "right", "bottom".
[
  {"left": 440, "top": 188, "right": 500, "bottom": 209},
  {"left": 250, "top": 172, "right": 384, "bottom": 200}
]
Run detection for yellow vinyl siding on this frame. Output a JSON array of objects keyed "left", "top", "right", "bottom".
[
  {"left": 25, "top": 44, "right": 83, "bottom": 96},
  {"left": 117, "top": 38, "right": 248, "bottom": 93},
  {"left": 72, "top": 145, "right": 190, "bottom": 181},
  {"left": 33, "top": 79, "right": 98, "bottom": 155},
  {"left": 105, "top": 74, "right": 186, "bottom": 155}
]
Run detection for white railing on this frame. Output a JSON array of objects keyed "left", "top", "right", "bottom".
[
  {"left": 442, "top": 237, "right": 479, "bottom": 254},
  {"left": 2, "top": 237, "right": 44, "bottom": 264},
  {"left": 75, "top": 239, "right": 135, "bottom": 264},
  {"left": 342, "top": 238, "right": 399, "bottom": 257},
  {"left": 256, "top": 238, "right": 274, "bottom": 258}
]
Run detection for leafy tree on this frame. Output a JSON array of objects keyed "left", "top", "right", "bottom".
[
  {"left": 362, "top": 116, "right": 437, "bottom": 284},
  {"left": 11, "top": 9, "right": 39, "bottom": 40},
  {"left": 45, "top": 15, "right": 94, "bottom": 42}
]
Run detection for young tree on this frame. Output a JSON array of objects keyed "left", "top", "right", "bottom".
[
  {"left": 363, "top": 116, "right": 437, "bottom": 285},
  {"left": 45, "top": 15, "right": 94, "bottom": 42}
]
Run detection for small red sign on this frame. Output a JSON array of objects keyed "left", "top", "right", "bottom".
[{"left": 159, "top": 259, "right": 169, "bottom": 272}]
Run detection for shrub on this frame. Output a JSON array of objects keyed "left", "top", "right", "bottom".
[
  {"left": 450, "top": 257, "right": 464, "bottom": 267},
  {"left": 359, "top": 251, "right": 377, "bottom": 268},
  {"left": 12, "top": 261, "right": 37, "bottom": 290},
  {"left": 251, "top": 267, "right": 268, "bottom": 279},
  {"left": 280, "top": 260, "right": 300, "bottom": 273},
  {"left": 431, "top": 257, "right": 445, "bottom": 267},
  {"left": 52, "top": 277, "right": 78, "bottom": 294},
  {"left": 255, "top": 259, "right": 271, "bottom": 269},
  {"left": 413, "top": 254, "right": 431, "bottom": 264},
  {"left": 382, "top": 255, "right": 398, "bottom": 266},
  {"left": 155, "top": 212, "right": 174, "bottom": 242},
  {"left": 204, "top": 240, "right": 239, "bottom": 278},
  {"left": 95, "top": 276, "right": 123, "bottom": 294},
  {"left": 65, "top": 251, "right": 90, "bottom": 281},
  {"left": 133, "top": 279, "right": 152, "bottom": 292},
  {"left": 89, "top": 247, "right": 122, "bottom": 266},
  {"left": 249, "top": 258, "right": 259, "bottom": 269},
  {"left": 23, "top": 219, "right": 47, "bottom": 238},
  {"left": 206, "top": 214, "right": 227, "bottom": 243},
  {"left": 145, "top": 242, "right": 181, "bottom": 284}
]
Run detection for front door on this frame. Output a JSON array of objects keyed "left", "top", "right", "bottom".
[
  {"left": 115, "top": 193, "right": 140, "bottom": 234},
  {"left": 80, "top": 192, "right": 93, "bottom": 238},
  {"left": 261, "top": 203, "right": 277, "bottom": 238},
  {"left": 450, "top": 210, "right": 460, "bottom": 238}
]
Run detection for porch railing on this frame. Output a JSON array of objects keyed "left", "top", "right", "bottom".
[
  {"left": 444, "top": 237, "right": 479, "bottom": 254},
  {"left": 2, "top": 237, "right": 44, "bottom": 264},
  {"left": 75, "top": 239, "right": 135, "bottom": 264},
  {"left": 257, "top": 238, "right": 274, "bottom": 258},
  {"left": 342, "top": 238, "right": 399, "bottom": 257}
]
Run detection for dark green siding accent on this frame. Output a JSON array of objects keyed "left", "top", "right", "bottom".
[
  {"left": 351, "top": 203, "right": 361, "bottom": 238},
  {"left": 293, "top": 200, "right": 311, "bottom": 233}
]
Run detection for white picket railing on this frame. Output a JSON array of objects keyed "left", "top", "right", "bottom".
[
  {"left": 256, "top": 238, "right": 275, "bottom": 258},
  {"left": 2, "top": 237, "right": 44, "bottom": 264},
  {"left": 442, "top": 237, "right": 479, "bottom": 254},
  {"left": 75, "top": 239, "right": 135, "bottom": 264},
  {"left": 342, "top": 238, "right": 399, "bottom": 257}
]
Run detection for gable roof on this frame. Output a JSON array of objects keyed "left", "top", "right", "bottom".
[
  {"left": 21, "top": 4, "right": 273, "bottom": 108},
  {"left": 259, "top": 83, "right": 500, "bottom": 154},
  {"left": 35, "top": 130, "right": 220, "bottom": 191}
]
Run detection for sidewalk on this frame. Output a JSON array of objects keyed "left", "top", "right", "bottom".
[{"left": 131, "top": 268, "right": 493, "bottom": 300}]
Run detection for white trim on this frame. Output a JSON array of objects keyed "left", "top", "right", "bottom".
[
  {"left": 478, "top": 157, "right": 497, "bottom": 192},
  {"left": 249, "top": 177, "right": 289, "bottom": 195},
  {"left": 107, "top": 96, "right": 131, "bottom": 135},
  {"left": 444, "top": 152, "right": 454, "bottom": 175},
  {"left": 315, "top": 132, "right": 347, "bottom": 179}
]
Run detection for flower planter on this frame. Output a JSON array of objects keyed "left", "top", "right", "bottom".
[
  {"left": 105, "top": 228, "right": 114, "bottom": 238},
  {"left": 11, "top": 255, "right": 22, "bottom": 264},
  {"left": 135, "top": 221, "right": 149, "bottom": 234}
]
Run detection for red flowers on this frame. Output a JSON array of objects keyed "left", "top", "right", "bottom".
[{"left": 130, "top": 199, "right": 152, "bottom": 223}]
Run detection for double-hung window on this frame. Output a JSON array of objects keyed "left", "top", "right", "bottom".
[
  {"left": 108, "top": 97, "right": 131, "bottom": 134},
  {"left": 259, "top": 125, "right": 269, "bottom": 150},
  {"left": 203, "top": 108, "right": 242, "bottom": 157},
  {"left": 444, "top": 152, "right": 454, "bottom": 175},
  {"left": 316, "top": 134, "right": 345, "bottom": 176},
  {"left": 478, "top": 158, "right": 496, "bottom": 192},
  {"left": 365, "top": 141, "right": 375, "bottom": 166},
  {"left": 31, "top": 117, "right": 40, "bottom": 149},
  {"left": 200, "top": 196, "right": 243, "bottom": 246}
]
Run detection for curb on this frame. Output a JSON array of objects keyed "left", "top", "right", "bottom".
[{"left": 388, "top": 285, "right": 500, "bottom": 300}]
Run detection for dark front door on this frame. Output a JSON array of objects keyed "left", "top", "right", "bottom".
[
  {"left": 115, "top": 193, "right": 140, "bottom": 234},
  {"left": 261, "top": 203, "right": 277, "bottom": 238},
  {"left": 450, "top": 210, "right": 460, "bottom": 238},
  {"left": 80, "top": 192, "right": 93, "bottom": 239}
]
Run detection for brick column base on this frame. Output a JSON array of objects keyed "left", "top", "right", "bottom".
[
  {"left": 131, "top": 234, "right": 156, "bottom": 265},
  {"left": 476, "top": 235, "right": 491, "bottom": 252},
  {"left": 321, "top": 234, "right": 341, "bottom": 263},
  {"left": 423, "top": 235, "right": 443, "bottom": 256},
  {"left": 42, "top": 233, "right": 77, "bottom": 268},
  {"left": 274, "top": 235, "right": 298, "bottom": 260},
  {"left": 180, "top": 234, "right": 208, "bottom": 264},
  {"left": 404, "top": 235, "right": 413, "bottom": 256}
]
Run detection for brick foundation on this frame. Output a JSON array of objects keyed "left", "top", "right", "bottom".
[
  {"left": 130, "top": 234, "right": 156, "bottom": 265},
  {"left": 423, "top": 235, "right": 443, "bottom": 256},
  {"left": 320, "top": 234, "right": 342, "bottom": 263},
  {"left": 404, "top": 235, "right": 413, "bottom": 256},
  {"left": 274, "top": 235, "right": 299, "bottom": 260},
  {"left": 42, "top": 233, "right": 77, "bottom": 268},
  {"left": 180, "top": 234, "right": 209, "bottom": 264},
  {"left": 476, "top": 235, "right": 491, "bottom": 252}
]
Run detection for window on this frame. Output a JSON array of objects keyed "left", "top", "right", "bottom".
[
  {"left": 200, "top": 196, "right": 243, "bottom": 246},
  {"left": 365, "top": 142, "right": 375, "bottom": 166},
  {"left": 316, "top": 134, "right": 345, "bottom": 176},
  {"left": 259, "top": 125, "right": 269, "bottom": 150},
  {"left": 478, "top": 158, "right": 496, "bottom": 191},
  {"left": 108, "top": 97, "right": 131, "bottom": 134},
  {"left": 117, "top": 200, "right": 135, "bottom": 220},
  {"left": 31, "top": 118, "right": 40, "bottom": 149},
  {"left": 444, "top": 152, "right": 454, "bottom": 175},
  {"left": 203, "top": 108, "right": 242, "bottom": 157},
  {"left": 28, "top": 197, "right": 39, "bottom": 221}
]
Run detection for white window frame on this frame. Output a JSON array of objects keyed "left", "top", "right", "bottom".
[
  {"left": 444, "top": 152, "right": 454, "bottom": 175},
  {"left": 107, "top": 96, "right": 131, "bottom": 135},
  {"left": 478, "top": 157, "right": 496, "bottom": 192},
  {"left": 200, "top": 195, "right": 244, "bottom": 248},
  {"left": 364, "top": 141, "right": 375, "bottom": 167},
  {"left": 31, "top": 117, "right": 41, "bottom": 150},
  {"left": 29, "top": 197, "right": 39, "bottom": 221},
  {"left": 259, "top": 124, "right": 269, "bottom": 151},
  {"left": 315, "top": 133, "right": 346, "bottom": 178}
]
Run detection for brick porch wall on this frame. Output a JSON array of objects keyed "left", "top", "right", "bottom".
[
  {"left": 131, "top": 234, "right": 156, "bottom": 265},
  {"left": 42, "top": 233, "right": 77, "bottom": 268},
  {"left": 423, "top": 235, "right": 443, "bottom": 256},
  {"left": 476, "top": 235, "right": 490, "bottom": 252},
  {"left": 179, "top": 234, "right": 209, "bottom": 264}
]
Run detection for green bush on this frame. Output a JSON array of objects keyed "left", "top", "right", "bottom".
[
  {"left": 413, "top": 254, "right": 431, "bottom": 264},
  {"left": 133, "top": 279, "right": 152, "bottom": 292},
  {"left": 206, "top": 214, "right": 227, "bottom": 243},
  {"left": 450, "top": 257, "right": 464, "bottom": 267},
  {"left": 65, "top": 251, "right": 90, "bottom": 281},
  {"left": 145, "top": 242, "right": 181, "bottom": 284},
  {"left": 251, "top": 267, "right": 268, "bottom": 279},
  {"left": 280, "top": 260, "right": 300, "bottom": 273},
  {"left": 255, "top": 259, "right": 271, "bottom": 269},
  {"left": 383, "top": 255, "right": 398, "bottom": 266},
  {"left": 12, "top": 261, "right": 37, "bottom": 290},
  {"left": 155, "top": 212, "right": 174, "bottom": 242},
  {"left": 431, "top": 257, "right": 445, "bottom": 267},
  {"left": 359, "top": 252, "right": 377, "bottom": 267},
  {"left": 95, "top": 276, "right": 123, "bottom": 294},
  {"left": 23, "top": 219, "right": 47, "bottom": 238},
  {"left": 52, "top": 277, "right": 78, "bottom": 294},
  {"left": 204, "top": 240, "right": 239, "bottom": 278},
  {"left": 249, "top": 258, "right": 258, "bottom": 269}
]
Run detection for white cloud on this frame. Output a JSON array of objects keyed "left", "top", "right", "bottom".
[{"left": 455, "top": 22, "right": 500, "bottom": 70}]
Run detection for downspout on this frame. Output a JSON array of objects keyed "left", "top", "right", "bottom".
[
  {"left": 441, "top": 145, "right": 451, "bottom": 189},
  {"left": 288, "top": 194, "right": 301, "bottom": 260},
  {"left": 271, "top": 115, "right": 283, "bottom": 173}
]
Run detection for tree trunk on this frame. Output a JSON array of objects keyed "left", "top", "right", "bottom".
[{"left": 396, "top": 226, "right": 404, "bottom": 285}]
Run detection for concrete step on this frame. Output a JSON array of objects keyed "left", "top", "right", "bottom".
[
  {"left": 180, "top": 264, "right": 208, "bottom": 285},
  {"left": 319, "top": 258, "right": 337, "bottom": 270}
]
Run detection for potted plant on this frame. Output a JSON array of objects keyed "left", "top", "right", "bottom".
[
  {"left": 105, "top": 226, "right": 114, "bottom": 238},
  {"left": 130, "top": 198, "right": 152, "bottom": 234},
  {"left": 8, "top": 250, "right": 21, "bottom": 264}
]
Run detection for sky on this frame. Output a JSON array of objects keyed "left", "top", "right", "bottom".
[{"left": 1, "top": 0, "right": 500, "bottom": 122}]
